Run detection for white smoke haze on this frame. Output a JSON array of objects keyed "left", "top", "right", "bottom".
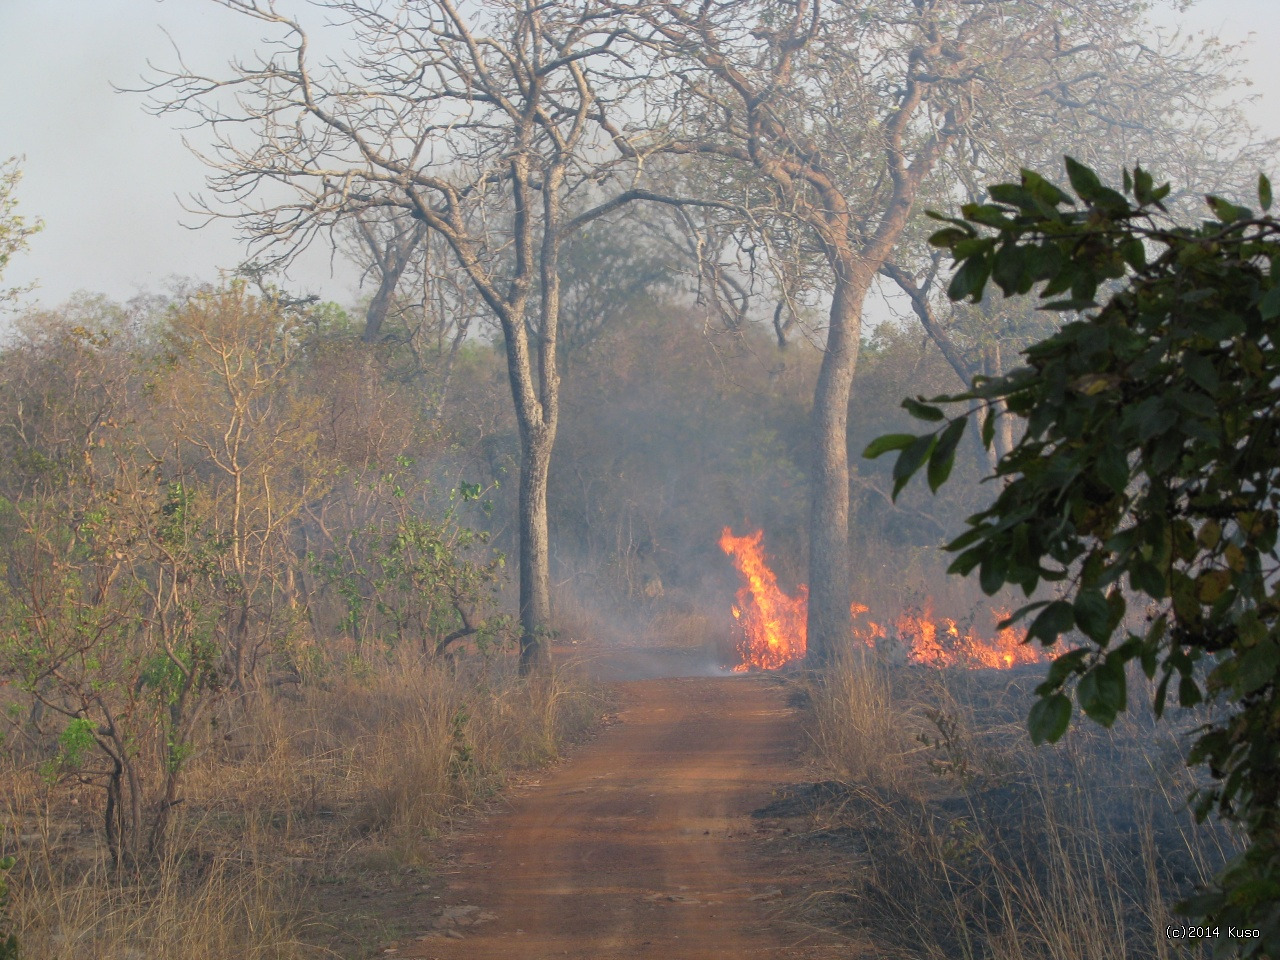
[{"left": 1, "top": 1, "right": 1278, "bottom": 315}]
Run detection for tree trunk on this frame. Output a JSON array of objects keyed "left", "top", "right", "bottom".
[
  {"left": 805, "top": 271, "right": 863, "bottom": 666},
  {"left": 515, "top": 163, "right": 564, "bottom": 676},
  {"left": 517, "top": 422, "right": 555, "bottom": 674},
  {"left": 988, "top": 342, "right": 1015, "bottom": 462},
  {"left": 363, "top": 266, "right": 401, "bottom": 343}
]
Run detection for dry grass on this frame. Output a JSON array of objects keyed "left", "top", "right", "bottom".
[
  {"left": 0, "top": 650, "right": 608, "bottom": 959},
  {"left": 801, "top": 652, "right": 1238, "bottom": 960},
  {"left": 805, "top": 647, "right": 922, "bottom": 791}
]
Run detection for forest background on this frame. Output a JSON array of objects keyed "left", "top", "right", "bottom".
[{"left": 0, "top": 0, "right": 1277, "bottom": 957}]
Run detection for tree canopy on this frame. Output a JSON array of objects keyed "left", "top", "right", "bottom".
[{"left": 872, "top": 159, "right": 1280, "bottom": 954}]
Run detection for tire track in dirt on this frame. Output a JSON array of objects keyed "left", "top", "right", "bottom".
[{"left": 391, "top": 661, "right": 847, "bottom": 959}]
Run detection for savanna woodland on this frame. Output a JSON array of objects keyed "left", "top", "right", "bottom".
[{"left": 1, "top": 1, "right": 1277, "bottom": 957}]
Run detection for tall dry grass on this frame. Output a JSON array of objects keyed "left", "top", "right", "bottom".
[
  {"left": 807, "top": 647, "right": 920, "bottom": 791},
  {"left": 0, "top": 650, "right": 607, "bottom": 959},
  {"left": 803, "top": 652, "right": 1237, "bottom": 960}
]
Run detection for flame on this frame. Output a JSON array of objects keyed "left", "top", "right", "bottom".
[
  {"left": 855, "top": 600, "right": 1046, "bottom": 669},
  {"left": 718, "top": 528, "right": 808, "bottom": 671},
  {"left": 721, "top": 528, "right": 1050, "bottom": 672}
]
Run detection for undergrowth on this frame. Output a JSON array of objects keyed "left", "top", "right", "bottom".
[
  {"left": 803, "top": 648, "right": 1239, "bottom": 960},
  {"left": 0, "top": 650, "right": 607, "bottom": 959}
]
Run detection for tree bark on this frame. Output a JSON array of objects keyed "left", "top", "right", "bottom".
[
  {"left": 360, "top": 219, "right": 423, "bottom": 343},
  {"left": 363, "top": 262, "right": 402, "bottom": 343},
  {"left": 985, "top": 342, "right": 1015, "bottom": 466},
  {"left": 518, "top": 421, "right": 554, "bottom": 673},
  {"left": 806, "top": 272, "right": 861, "bottom": 666}
]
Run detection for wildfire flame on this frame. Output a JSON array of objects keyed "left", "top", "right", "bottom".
[
  {"left": 720, "top": 528, "right": 1049, "bottom": 672},
  {"left": 718, "top": 528, "right": 807, "bottom": 672}
]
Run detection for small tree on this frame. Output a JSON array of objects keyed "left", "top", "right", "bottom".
[
  {"left": 311, "top": 464, "right": 510, "bottom": 659},
  {"left": 0, "top": 312, "right": 224, "bottom": 867},
  {"left": 872, "top": 159, "right": 1280, "bottom": 954},
  {"left": 0, "top": 156, "right": 42, "bottom": 311},
  {"left": 150, "top": 283, "right": 329, "bottom": 694}
]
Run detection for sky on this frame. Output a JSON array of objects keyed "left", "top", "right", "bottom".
[{"left": 1, "top": 0, "right": 1278, "bottom": 314}]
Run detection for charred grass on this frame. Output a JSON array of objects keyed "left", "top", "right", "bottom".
[
  {"left": 796, "top": 650, "right": 1238, "bottom": 960},
  {"left": 0, "top": 651, "right": 608, "bottom": 959}
]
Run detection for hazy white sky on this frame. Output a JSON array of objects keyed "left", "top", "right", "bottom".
[{"left": 1, "top": 0, "right": 1278, "bottom": 313}]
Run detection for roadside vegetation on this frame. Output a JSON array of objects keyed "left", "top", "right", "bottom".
[
  {"left": 0, "top": 287, "right": 609, "bottom": 957},
  {"left": 1, "top": 651, "right": 602, "bottom": 959},
  {"left": 803, "top": 651, "right": 1236, "bottom": 959}
]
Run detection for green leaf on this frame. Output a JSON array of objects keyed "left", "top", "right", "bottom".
[
  {"left": 1179, "top": 675, "right": 1202, "bottom": 708},
  {"left": 978, "top": 550, "right": 1009, "bottom": 595},
  {"left": 1078, "top": 655, "right": 1126, "bottom": 726},
  {"left": 1259, "top": 173, "right": 1272, "bottom": 212},
  {"left": 1106, "top": 589, "right": 1127, "bottom": 635},
  {"left": 892, "top": 433, "right": 936, "bottom": 500},
  {"left": 1133, "top": 166, "right": 1154, "bottom": 204},
  {"left": 1120, "top": 237, "right": 1146, "bottom": 271},
  {"left": 1042, "top": 297, "right": 1098, "bottom": 312},
  {"left": 925, "top": 210, "right": 972, "bottom": 228},
  {"left": 927, "top": 418, "right": 966, "bottom": 493},
  {"left": 961, "top": 202, "right": 1016, "bottom": 228},
  {"left": 1259, "top": 284, "right": 1280, "bottom": 321},
  {"left": 1037, "top": 646, "right": 1089, "bottom": 693},
  {"left": 1028, "top": 600, "right": 1074, "bottom": 644},
  {"left": 948, "top": 255, "right": 991, "bottom": 303},
  {"left": 981, "top": 406, "right": 996, "bottom": 448},
  {"left": 945, "top": 525, "right": 987, "bottom": 553},
  {"left": 863, "top": 433, "right": 918, "bottom": 460},
  {"left": 1064, "top": 156, "right": 1103, "bottom": 199},
  {"left": 988, "top": 183, "right": 1034, "bottom": 209},
  {"left": 929, "top": 227, "right": 972, "bottom": 248},
  {"left": 1021, "top": 169, "right": 1074, "bottom": 207},
  {"left": 1206, "top": 195, "right": 1251, "bottom": 223},
  {"left": 1154, "top": 671, "right": 1171, "bottom": 717},
  {"left": 1072, "top": 589, "right": 1111, "bottom": 644},
  {"left": 947, "top": 548, "right": 983, "bottom": 578},
  {"left": 1129, "top": 560, "right": 1166, "bottom": 599},
  {"left": 1195, "top": 568, "right": 1232, "bottom": 604},
  {"left": 1063, "top": 156, "right": 1127, "bottom": 209},
  {"left": 1234, "top": 640, "right": 1279, "bottom": 696},
  {"left": 1181, "top": 351, "right": 1219, "bottom": 392},
  {"left": 1028, "top": 693, "right": 1072, "bottom": 745},
  {"left": 991, "top": 242, "right": 1029, "bottom": 295},
  {"left": 1096, "top": 445, "right": 1130, "bottom": 495},
  {"left": 902, "top": 397, "right": 945, "bottom": 422}
]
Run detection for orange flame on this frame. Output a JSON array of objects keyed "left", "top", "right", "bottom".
[
  {"left": 854, "top": 601, "right": 1046, "bottom": 669},
  {"left": 721, "top": 529, "right": 1049, "bottom": 672},
  {"left": 718, "top": 528, "right": 807, "bottom": 671}
]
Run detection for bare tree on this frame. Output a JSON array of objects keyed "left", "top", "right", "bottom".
[
  {"left": 607, "top": 0, "right": 1266, "bottom": 664},
  {"left": 142, "top": 0, "right": 664, "bottom": 671},
  {"left": 346, "top": 207, "right": 426, "bottom": 344},
  {"left": 877, "top": 14, "right": 1271, "bottom": 468},
  {"left": 606, "top": 0, "right": 1001, "bottom": 663}
]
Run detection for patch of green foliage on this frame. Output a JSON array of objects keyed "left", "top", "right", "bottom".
[{"left": 868, "top": 159, "right": 1280, "bottom": 955}]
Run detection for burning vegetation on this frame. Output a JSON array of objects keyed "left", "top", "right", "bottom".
[
  {"left": 718, "top": 528, "right": 808, "bottom": 670},
  {"left": 720, "top": 527, "right": 1049, "bottom": 672}
]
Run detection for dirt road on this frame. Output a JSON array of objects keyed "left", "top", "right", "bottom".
[{"left": 390, "top": 651, "right": 847, "bottom": 960}]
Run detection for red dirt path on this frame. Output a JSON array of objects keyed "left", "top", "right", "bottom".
[{"left": 387, "top": 647, "right": 851, "bottom": 959}]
